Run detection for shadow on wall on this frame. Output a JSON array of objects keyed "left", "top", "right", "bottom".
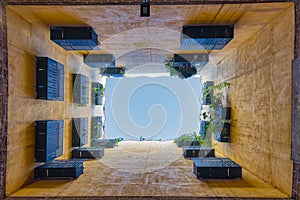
[{"left": 8, "top": 52, "right": 36, "bottom": 98}]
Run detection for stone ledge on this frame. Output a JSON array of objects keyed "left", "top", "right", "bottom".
[
  {"left": 6, "top": 0, "right": 294, "bottom": 5},
  {"left": 4, "top": 197, "right": 295, "bottom": 200}
]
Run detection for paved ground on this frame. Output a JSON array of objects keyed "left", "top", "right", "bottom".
[{"left": 10, "top": 141, "right": 289, "bottom": 198}]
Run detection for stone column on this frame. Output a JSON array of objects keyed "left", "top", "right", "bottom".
[
  {"left": 293, "top": 0, "right": 300, "bottom": 199},
  {"left": 0, "top": 0, "right": 8, "bottom": 199}
]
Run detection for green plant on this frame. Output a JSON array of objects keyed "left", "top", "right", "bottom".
[
  {"left": 164, "top": 59, "right": 180, "bottom": 77},
  {"left": 203, "top": 82, "right": 230, "bottom": 107},
  {"left": 195, "top": 135, "right": 211, "bottom": 147},
  {"left": 114, "top": 137, "right": 123, "bottom": 146},
  {"left": 175, "top": 132, "right": 214, "bottom": 147},
  {"left": 92, "top": 84, "right": 105, "bottom": 96},
  {"left": 201, "top": 82, "right": 231, "bottom": 141},
  {"left": 174, "top": 133, "right": 195, "bottom": 144},
  {"left": 100, "top": 85, "right": 105, "bottom": 95},
  {"left": 93, "top": 123, "right": 101, "bottom": 129}
]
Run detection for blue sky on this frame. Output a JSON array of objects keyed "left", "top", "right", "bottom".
[{"left": 104, "top": 76, "right": 202, "bottom": 140}]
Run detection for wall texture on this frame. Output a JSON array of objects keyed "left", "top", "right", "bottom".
[
  {"left": 0, "top": 0, "right": 8, "bottom": 199},
  {"left": 292, "top": 0, "right": 300, "bottom": 198},
  {"left": 213, "top": 6, "right": 294, "bottom": 195},
  {"left": 5, "top": 8, "right": 101, "bottom": 195},
  {"left": 5, "top": 0, "right": 294, "bottom": 5},
  {"left": 294, "top": 0, "right": 300, "bottom": 58}
]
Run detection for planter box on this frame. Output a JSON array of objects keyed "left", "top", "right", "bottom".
[
  {"left": 176, "top": 140, "right": 200, "bottom": 147},
  {"left": 202, "top": 81, "right": 213, "bottom": 105},
  {"left": 173, "top": 53, "right": 208, "bottom": 68},
  {"left": 36, "top": 57, "right": 64, "bottom": 101},
  {"left": 199, "top": 147, "right": 215, "bottom": 158},
  {"left": 214, "top": 122, "right": 230, "bottom": 142},
  {"left": 35, "top": 160, "right": 84, "bottom": 179},
  {"left": 202, "top": 95, "right": 212, "bottom": 105},
  {"left": 182, "top": 146, "right": 201, "bottom": 158},
  {"left": 72, "top": 118, "right": 88, "bottom": 147},
  {"left": 91, "top": 139, "right": 116, "bottom": 148},
  {"left": 35, "top": 120, "right": 64, "bottom": 162},
  {"left": 192, "top": 158, "right": 242, "bottom": 179},
  {"left": 73, "top": 74, "right": 89, "bottom": 105},
  {"left": 181, "top": 25, "right": 234, "bottom": 50},
  {"left": 72, "top": 147, "right": 104, "bottom": 159},
  {"left": 172, "top": 66, "right": 197, "bottom": 79},
  {"left": 199, "top": 121, "right": 209, "bottom": 138},
  {"left": 91, "top": 82, "right": 103, "bottom": 105},
  {"left": 84, "top": 54, "right": 115, "bottom": 68},
  {"left": 50, "top": 27, "right": 98, "bottom": 50},
  {"left": 183, "top": 146, "right": 215, "bottom": 158},
  {"left": 91, "top": 116, "right": 102, "bottom": 140},
  {"left": 215, "top": 107, "right": 231, "bottom": 120},
  {"left": 100, "top": 67, "right": 125, "bottom": 77}
]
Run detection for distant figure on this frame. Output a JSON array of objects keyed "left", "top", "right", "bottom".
[{"left": 139, "top": 136, "right": 145, "bottom": 141}]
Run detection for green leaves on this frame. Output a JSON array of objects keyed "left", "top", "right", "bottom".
[
  {"left": 164, "top": 59, "right": 180, "bottom": 77},
  {"left": 203, "top": 82, "right": 230, "bottom": 109},
  {"left": 202, "top": 82, "right": 231, "bottom": 142},
  {"left": 195, "top": 135, "right": 211, "bottom": 146},
  {"left": 204, "top": 82, "right": 231, "bottom": 98},
  {"left": 174, "top": 133, "right": 196, "bottom": 143},
  {"left": 100, "top": 84, "right": 105, "bottom": 95},
  {"left": 92, "top": 85, "right": 105, "bottom": 96}
]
